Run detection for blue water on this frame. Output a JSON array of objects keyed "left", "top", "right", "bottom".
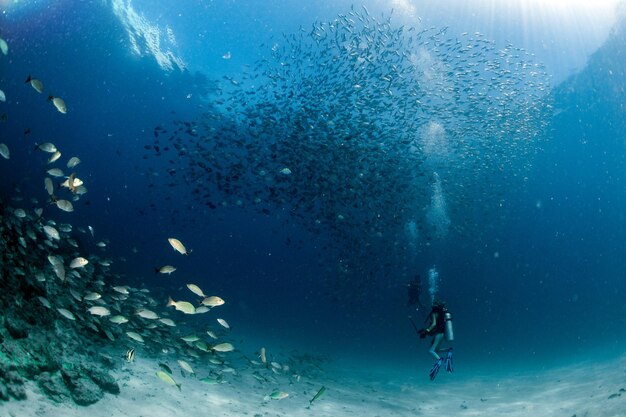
[{"left": 0, "top": 0, "right": 625, "bottom": 381}]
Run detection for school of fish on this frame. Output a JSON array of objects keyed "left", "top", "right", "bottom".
[
  {"left": 0, "top": 33, "right": 316, "bottom": 404},
  {"left": 141, "top": 7, "right": 552, "bottom": 290}
]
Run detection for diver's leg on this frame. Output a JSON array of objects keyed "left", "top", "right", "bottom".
[
  {"left": 436, "top": 341, "right": 452, "bottom": 355},
  {"left": 429, "top": 334, "right": 444, "bottom": 360}
]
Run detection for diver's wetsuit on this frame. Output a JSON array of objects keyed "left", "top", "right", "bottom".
[{"left": 425, "top": 306, "right": 446, "bottom": 359}]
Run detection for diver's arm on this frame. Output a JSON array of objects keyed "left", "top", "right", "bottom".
[{"left": 424, "top": 313, "right": 437, "bottom": 333}]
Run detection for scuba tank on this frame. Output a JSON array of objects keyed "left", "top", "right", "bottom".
[{"left": 444, "top": 310, "right": 454, "bottom": 341}]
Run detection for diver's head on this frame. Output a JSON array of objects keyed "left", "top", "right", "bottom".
[{"left": 432, "top": 299, "right": 446, "bottom": 309}]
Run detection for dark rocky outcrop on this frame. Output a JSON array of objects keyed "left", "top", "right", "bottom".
[
  {"left": 84, "top": 365, "right": 120, "bottom": 395},
  {"left": 60, "top": 363, "right": 120, "bottom": 405},
  {"left": 36, "top": 372, "right": 71, "bottom": 403},
  {"left": 4, "top": 315, "right": 29, "bottom": 339},
  {"left": 0, "top": 363, "right": 27, "bottom": 401}
]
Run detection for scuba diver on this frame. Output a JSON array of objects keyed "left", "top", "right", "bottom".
[
  {"left": 417, "top": 300, "right": 454, "bottom": 381},
  {"left": 406, "top": 274, "right": 425, "bottom": 311}
]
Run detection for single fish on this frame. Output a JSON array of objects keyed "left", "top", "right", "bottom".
[
  {"left": 83, "top": 292, "right": 101, "bottom": 301},
  {"left": 217, "top": 318, "right": 230, "bottom": 329},
  {"left": 109, "top": 315, "right": 129, "bottom": 324},
  {"left": 26, "top": 75, "right": 44, "bottom": 93},
  {"left": 37, "top": 142, "right": 57, "bottom": 153},
  {"left": 158, "top": 318, "right": 176, "bottom": 327},
  {"left": 44, "top": 177, "right": 54, "bottom": 195},
  {"left": 69, "top": 257, "right": 88, "bottom": 268},
  {"left": 159, "top": 363, "right": 173, "bottom": 374},
  {"left": 74, "top": 185, "right": 88, "bottom": 195},
  {"left": 208, "top": 358, "right": 223, "bottom": 366},
  {"left": 309, "top": 386, "right": 326, "bottom": 405},
  {"left": 52, "top": 263, "right": 65, "bottom": 281},
  {"left": 194, "top": 340, "right": 210, "bottom": 352},
  {"left": 48, "top": 256, "right": 65, "bottom": 281},
  {"left": 211, "top": 342, "right": 234, "bottom": 353},
  {"left": 168, "top": 238, "right": 188, "bottom": 255},
  {"left": 43, "top": 225, "right": 60, "bottom": 240},
  {"left": 126, "top": 332, "right": 144, "bottom": 343},
  {"left": 156, "top": 371, "right": 181, "bottom": 390},
  {"left": 112, "top": 286, "right": 129, "bottom": 294},
  {"left": 259, "top": 347, "right": 267, "bottom": 365},
  {"left": 66, "top": 156, "right": 81, "bottom": 168},
  {"left": 70, "top": 289, "right": 83, "bottom": 302},
  {"left": 0, "top": 143, "right": 9, "bottom": 159},
  {"left": 46, "top": 168, "right": 64, "bottom": 177},
  {"left": 155, "top": 265, "right": 176, "bottom": 274},
  {"left": 61, "top": 174, "right": 83, "bottom": 191},
  {"left": 88, "top": 306, "right": 110, "bottom": 317},
  {"left": 56, "top": 199, "right": 74, "bottom": 212},
  {"left": 201, "top": 296, "right": 225, "bottom": 307},
  {"left": 136, "top": 308, "right": 159, "bottom": 320},
  {"left": 269, "top": 391, "right": 289, "bottom": 400},
  {"left": 186, "top": 283, "right": 205, "bottom": 297},
  {"left": 57, "top": 308, "right": 75, "bottom": 320},
  {"left": 37, "top": 296, "right": 52, "bottom": 309},
  {"left": 200, "top": 375, "right": 223, "bottom": 384},
  {"left": 177, "top": 360, "right": 194, "bottom": 374},
  {"left": 48, "top": 95, "right": 67, "bottom": 114},
  {"left": 125, "top": 348, "right": 136, "bottom": 363},
  {"left": 181, "top": 334, "right": 200, "bottom": 343},
  {"left": 166, "top": 297, "right": 195, "bottom": 314},
  {"left": 48, "top": 151, "right": 62, "bottom": 164}
]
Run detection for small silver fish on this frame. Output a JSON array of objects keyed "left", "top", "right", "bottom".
[
  {"left": 155, "top": 265, "right": 176, "bottom": 274},
  {"left": 26, "top": 75, "right": 44, "bottom": 93},
  {"left": 57, "top": 308, "right": 75, "bottom": 320},
  {"left": 48, "top": 95, "right": 67, "bottom": 114}
]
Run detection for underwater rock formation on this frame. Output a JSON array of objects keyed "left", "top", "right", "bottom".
[
  {"left": 0, "top": 204, "right": 120, "bottom": 406},
  {"left": 0, "top": 363, "right": 27, "bottom": 401}
]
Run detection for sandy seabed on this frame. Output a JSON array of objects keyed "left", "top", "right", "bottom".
[{"left": 2, "top": 352, "right": 625, "bottom": 417}]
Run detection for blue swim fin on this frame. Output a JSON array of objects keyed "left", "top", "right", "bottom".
[
  {"left": 445, "top": 348, "right": 454, "bottom": 373},
  {"left": 429, "top": 358, "right": 443, "bottom": 381}
]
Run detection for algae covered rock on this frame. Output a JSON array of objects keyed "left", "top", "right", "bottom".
[
  {"left": 0, "top": 363, "right": 27, "bottom": 401},
  {"left": 60, "top": 363, "right": 121, "bottom": 405},
  {"left": 69, "top": 376, "right": 104, "bottom": 406},
  {"left": 6, "top": 379, "right": 26, "bottom": 400},
  {"left": 61, "top": 365, "right": 104, "bottom": 406},
  {"left": 0, "top": 333, "right": 58, "bottom": 379},
  {"left": 0, "top": 382, "right": 8, "bottom": 401},
  {"left": 4, "top": 315, "right": 28, "bottom": 339},
  {"left": 83, "top": 365, "right": 120, "bottom": 395},
  {"left": 36, "top": 371, "right": 71, "bottom": 403}
]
